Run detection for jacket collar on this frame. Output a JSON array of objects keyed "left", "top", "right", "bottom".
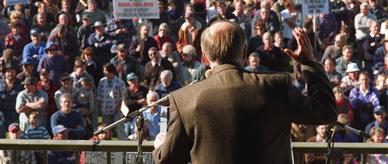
[{"left": 207, "top": 64, "right": 241, "bottom": 78}]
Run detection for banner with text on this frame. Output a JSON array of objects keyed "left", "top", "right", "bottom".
[
  {"left": 6, "top": 0, "right": 29, "bottom": 6},
  {"left": 113, "top": 0, "right": 160, "bottom": 19},
  {"left": 302, "top": 0, "right": 329, "bottom": 15}
]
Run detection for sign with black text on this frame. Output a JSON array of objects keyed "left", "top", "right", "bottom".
[
  {"left": 302, "top": 0, "right": 329, "bottom": 15},
  {"left": 113, "top": 0, "right": 160, "bottom": 19}
]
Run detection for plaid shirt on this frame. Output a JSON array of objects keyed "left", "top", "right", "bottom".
[
  {"left": 4, "top": 33, "right": 29, "bottom": 59},
  {"left": 97, "top": 76, "right": 126, "bottom": 115}
]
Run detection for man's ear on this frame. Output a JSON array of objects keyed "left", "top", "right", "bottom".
[{"left": 201, "top": 48, "right": 210, "bottom": 65}]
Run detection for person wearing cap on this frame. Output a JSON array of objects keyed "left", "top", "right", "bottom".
[
  {"left": 16, "top": 59, "right": 35, "bottom": 82},
  {"left": 54, "top": 73, "right": 80, "bottom": 110},
  {"left": 335, "top": 45, "right": 362, "bottom": 77},
  {"left": 349, "top": 71, "right": 380, "bottom": 131},
  {"left": 48, "top": 124, "right": 75, "bottom": 163},
  {"left": 4, "top": 23, "right": 29, "bottom": 60},
  {"left": 129, "top": 24, "right": 158, "bottom": 65},
  {"left": 81, "top": 0, "right": 106, "bottom": 25},
  {"left": 47, "top": 24, "right": 79, "bottom": 68},
  {"left": 365, "top": 105, "right": 388, "bottom": 136},
  {"left": 176, "top": 6, "right": 203, "bottom": 61},
  {"left": 110, "top": 43, "right": 141, "bottom": 82},
  {"left": 0, "top": 123, "right": 37, "bottom": 163},
  {"left": 340, "top": 62, "right": 361, "bottom": 92},
  {"left": 77, "top": 13, "right": 93, "bottom": 50},
  {"left": 88, "top": 21, "right": 113, "bottom": 69},
  {"left": 0, "top": 62, "right": 23, "bottom": 138},
  {"left": 76, "top": 76, "right": 96, "bottom": 132},
  {"left": 22, "top": 28, "right": 46, "bottom": 69},
  {"left": 15, "top": 76, "right": 48, "bottom": 131},
  {"left": 125, "top": 72, "right": 148, "bottom": 113},
  {"left": 36, "top": 68, "right": 60, "bottom": 128},
  {"left": 51, "top": 93, "right": 85, "bottom": 140},
  {"left": 106, "top": 18, "right": 135, "bottom": 53},
  {"left": 37, "top": 41, "right": 68, "bottom": 84}
]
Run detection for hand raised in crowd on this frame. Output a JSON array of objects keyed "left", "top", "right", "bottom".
[{"left": 284, "top": 27, "right": 314, "bottom": 64}]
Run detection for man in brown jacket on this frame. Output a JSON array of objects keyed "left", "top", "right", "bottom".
[{"left": 152, "top": 21, "right": 337, "bottom": 164}]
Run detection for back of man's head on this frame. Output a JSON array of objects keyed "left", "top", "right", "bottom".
[{"left": 201, "top": 21, "right": 247, "bottom": 65}]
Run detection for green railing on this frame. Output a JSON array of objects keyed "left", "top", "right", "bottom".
[{"left": 1, "top": 140, "right": 387, "bottom": 164}]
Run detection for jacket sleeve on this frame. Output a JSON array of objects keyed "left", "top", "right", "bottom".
[
  {"left": 152, "top": 94, "right": 191, "bottom": 164},
  {"left": 289, "top": 61, "right": 337, "bottom": 124}
]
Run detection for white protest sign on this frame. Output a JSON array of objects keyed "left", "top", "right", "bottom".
[
  {"left": 84, "top": 152, "right": 123, "bottom": 164},
  {"left": 302, "top": 0, "right": 329, "bottom": 15},
  {"left": 126, "top": 152, "right": 153, "bottom": 164},
  {"left": 113, "top": 0, "right": 160, "bottom": 19}
]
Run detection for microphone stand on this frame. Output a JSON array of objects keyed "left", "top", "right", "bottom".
[
  {"left": 93, "top": 95, "right": 169, "bottom": 163},
  {"left": 325, "top": 122, "right": 370, "bottom": 164}
]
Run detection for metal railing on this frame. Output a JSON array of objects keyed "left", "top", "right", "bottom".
[{"left": 1, "top": 140, "right": 388, "bottom": 164}]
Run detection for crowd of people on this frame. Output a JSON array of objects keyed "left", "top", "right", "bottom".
[{"left": 0, "top": 0, "right": 387, "bottom": 163}]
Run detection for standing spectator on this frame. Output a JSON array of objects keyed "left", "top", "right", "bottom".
[
  {"left": 155, "top": 70, "right": 182, "bottom": 98},
  {"left": 15, "top": 76, "right": 48, "bottom": 131},
  {"left": 144, "top": 47, "right": 175, "bottom": 90},
  {"left": 335, "top": 45, "right": 361, "bottom": 77},
  {"left": 364, "top": 105, "right": 388, "bottom": 136},
  {"left": 176, "top": 11, "right": 203, "bottom": 61},
  {"left": 35, "top": 68, "right": 59, "bottom": 131},
  {"left": 24, "top": 112, "right": 50, "bottom": 163},
  {"left": 281, "top": 1, "right": 302, "bottom": 43},
  {"left": 208, "top": 1, "right": 237, "bottom": 25},
  {"left": 305, "top": 125, "right": 329, "bottom": 164},
  {"left": 16, "top": 59, "right": 35, "bottom": 82},
  {"left": 0, "top": 63, "right": 22, "bottom": 138},
  {"left": 257, "top": 32, "right": 289, "bottom": 72},
  {"left": 97, "top": 63, "right": 126, "bottom": 140},
  {"left": 130, "top": 24, "right": 158, "bottom": 65},
  {"left": 48, "top": 125, "right": 76, "bottom": 163},
  {"left": 176, "top": 45, "right": 202, "bottom": 86},
  {"left": 349, "top": 71, "right": 380, "bottom": 131},
  {"left": 50, "top": 94, "right": 85, "bottom": 139},
  {"left": 363, "top": 21, "right": 384, "bottom": 68},
  {"left": 355, "top": 3, "right": 376, "bottom": 60},
  {"left": 106, "top": 18, "right": 136, "bottom": 53},
  {"left": 321, "top": 34, "right": 347, "bottom": 63},
  {"left": 81, "top": 0, "right": 106, "bottom": 25},
  {"left": 248, "top": 21, "right": 266, "bottom": 54},
  {"left": 153, "top": 23, "right": 174, "bottom": 50},
  {"left": 110, "top": 44, "right": 141, "bottom": 82},
  {"left": 80, "top": 48, "right": 99, "bottom": 86},
  {"left": 324, "top": 58, "right": 342, "bottom": 86},
  {"left": 251, "top": 2, "right": 281, "bottom": 35},
  {"left": 4, "top": 23, "right": 29, "bottom": 61},
  {"left": 77, "top": 14, "right": 93, "bottom": 51},
  {"left": 232, "top": 0, "right": 251, "bottom": 38},
  {"left": 368, "top": 0, "right": 386, "bottom": 24},
  {"left": 125, "top": 73, "right": 147, "bottom": 114},
  {"left": 37, "top": 42, "right": 68, "bottom": 84},
  {"left": 244, "top": 52, "right": 268, "bottom": 73},
  {"left": 47, "top": 24, "right": 79, "bottom": 67},
  {"left": 69, "top": 59, "right": 95, "bottom": 88},
  {"left": 22, "top": 28, "right": 46, "bottom": 70},
  {"left": 54, "top": 73, "right": 80, "bottom": 110},
  {"left": 159, "top": 42, "right": 181, "bottom": 69},
  {"left": 88, "top": 21, "right": 112, "bottom": 70}
]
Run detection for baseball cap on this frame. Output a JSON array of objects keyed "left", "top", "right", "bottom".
[
  {"left": 21, "top": 76, "right": 37, "bottom": 85},
  {"left": 30, "top": 28, "right": 41, "bottom": 36},
  {"left": 8, "top": 123, "right": 20, "bottom": 133},
  {"left": 45, "top": 42, "right": 59, "bottom": 53},
  {"left": 52, "top": 125, "right": 68, "bottom": 135},
  {"left": 82, "top": 14, "right": 90, "bottom": 20},
  {"left": 126, "top": 72, "right": 138, "bottom": 82},
  {"left": 374, "top": 105, "right": 386, "bottom": 114}
]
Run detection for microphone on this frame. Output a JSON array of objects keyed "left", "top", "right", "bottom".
[{"left": 334, "top": 121, "right": 370, "bottom": 139}]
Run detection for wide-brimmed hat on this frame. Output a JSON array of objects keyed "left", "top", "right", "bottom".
[
  {"left": 21, "top": 76, "right": 37, "bottom": 85},
  {"left": 52, "top": 125, "right": 68, "bottom": 135},
  {"left": 345, "top": 63, "right": 360, "bottom": 73}
]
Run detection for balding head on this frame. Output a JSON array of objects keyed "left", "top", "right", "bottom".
[{"left": 201, "top": 21, "right": 247, "bottom": 66}]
